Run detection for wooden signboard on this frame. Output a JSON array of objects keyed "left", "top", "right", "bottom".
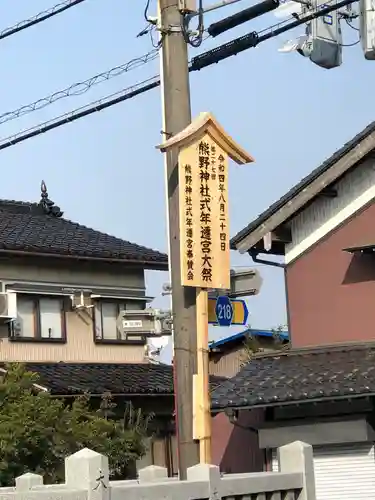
[
  {"left": 157, "top": 112, "right": 254, "bottom": 290},
  {"left": 178, "top": 134, "right": 230, "bottom": 289}
]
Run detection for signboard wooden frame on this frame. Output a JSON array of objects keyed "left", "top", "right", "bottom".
[{"left": 157, "top": 112, "right": 254, "bottom": 290}]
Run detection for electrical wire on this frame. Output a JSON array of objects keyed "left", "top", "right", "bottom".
[
  {"left": 182, "top": 0, "right": 205, "bottom": 47},
  {"left": 140, "top": 1, "right": 162, "bottom": 48},
  {"left": 0, "top": 0, "right": 359, "bottom": 131},
  {"left": 199, "top": 0, "right": 339, "bottom": 43},
  {"left": 0, "top": 0, "right": 87, "bottom": 41},
  {"left": 149, "top": 24, "right": 164, "bottom": 48},
  {"left": 0, "top": 50, "right": 158, "bottom": 126},
  {"left": 201, "top": 0, "right": 333, "bottom": 41},
  {"left": 340, "top": 39, "right": 360, "bottom": 46},
  {"left": 340, "top": 7, "right": 360, "bottom": 44},
  {"left": 144, "top": 0, "right": 152, "bottom": 22},
  {"left": 341, "top": 10, "right": 360, "bottom": 45},
  {"left": 254, "top": 0, "right": 360, "bottom": 47},
  {"left": 0, "top": 76, "right": 161, "bottom": 152},
  {"left": 345, "top": 18, "right": 359, "bottom": 30},
  {"left": 191, "top": 0, "right": 358, "bottom": 69},
  {"left": 0, "top": 0, "right": 358, "bottom": 152}
]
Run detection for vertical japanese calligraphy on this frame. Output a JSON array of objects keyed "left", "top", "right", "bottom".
[
  {"left": 184, "top": 163, "right": 194, "bottom": 282},
  {"left": 178, "top": 133, "right": 230, "bottom": 289},
  {"left": 199, "top": 140, "right": 212, "bottom": 285},
  {"left": 217, "top": 153, "right": 228, "bottom": 254}
]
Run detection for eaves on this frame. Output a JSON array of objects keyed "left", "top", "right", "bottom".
[
  {"left": 0, "top": 248, "right": 168, "bottom": 271},
  {"left": 232, "top": 125, "right": 375, "bottom": 254}
]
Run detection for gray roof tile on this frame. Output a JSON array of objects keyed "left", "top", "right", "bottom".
[
  {"left": 15, "top": 362, "right": 227, "bottom": 396},
  {"left": 0, "top": 199, "right": 168, "bottom": 267},
  {"left": 211, "top": 344, "right": 375, "bottom": 410}
]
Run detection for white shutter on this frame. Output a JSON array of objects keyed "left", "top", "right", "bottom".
[{"left": 272, "top": 443, "right": 375, "bottom": 500}]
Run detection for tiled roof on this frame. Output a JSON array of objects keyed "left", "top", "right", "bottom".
[
  {"left": 231, "top": 121, "right": 375, "bottom": 249},
  {"left": 211, "top": 344, "right": 375, "bottom": 411},
  {"left": 0, "top": 198, "right": 168, "bottom": 268},
  {"left": 209, "top": 328, "right": 289, "bottom": 350},
  {"left": 17, "top": 362, "right": 226, "bottom": 396}
]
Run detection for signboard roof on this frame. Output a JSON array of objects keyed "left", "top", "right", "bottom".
[{"left": 157, "top": 111, "right": 254, "bottom": 165}]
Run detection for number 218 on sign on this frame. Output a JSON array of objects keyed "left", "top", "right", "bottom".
[{"left": 217, "top": 304, "right": 232, "bottom": 321}]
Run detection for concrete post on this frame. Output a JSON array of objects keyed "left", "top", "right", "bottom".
[
  {"left": 138, "top": 465, "right": 168, "bottom": 483},
  {"left": 65, "top": 448, "right": 109, "bottom": 500},
  {"left": 278, "top": 441, "right": 316, "bottom": 500},
  {"left": 187, "top": 463, "right": 221, "bottom": 500},
  {"left": 16, "top": 472, "right": 43, "bottom": 491}
]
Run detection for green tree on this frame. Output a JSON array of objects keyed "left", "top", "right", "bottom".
[{"left": 0, "top": 363, "right": 151, "bottom": 485}]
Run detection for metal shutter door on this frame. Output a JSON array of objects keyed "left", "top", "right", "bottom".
[{"left": 272, "top": 443, "right": 375, "bottom": 500}]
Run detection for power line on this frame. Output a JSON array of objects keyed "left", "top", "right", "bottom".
[
  {"left": 207, "top": 0, "right": 280, "bottom": 38},
  {"left": 0, "top": 77, "right": 161, "bottom": 151},
  {"left": 0, "top": 0, "right": 87, "bottom": 42},
  {"left": 144, "top": 0, "right": 152, "bottom": 22},
  {"left": 191, "top": 0, "right": 357, "bottom": 70},
  {"left": 0, "top": 0, "right": 357, "bottom": 152},
  {"left": 0, "top": 9, "right": 312, "bottom": 127},
  {"left": 0, "top": 50, "right": 158, "bottom": 126}
]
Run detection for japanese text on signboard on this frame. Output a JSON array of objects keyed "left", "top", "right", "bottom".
[{"left": 179, "top": 134, "right": 230, "bottom": 289}]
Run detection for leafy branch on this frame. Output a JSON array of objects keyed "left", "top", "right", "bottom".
[{"left": 0, "top": 363, "right": 151, "bottom": 485}]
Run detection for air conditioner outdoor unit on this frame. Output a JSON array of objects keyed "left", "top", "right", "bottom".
[{"left": 0, "top": 292, "right": 17, "bottom": 319}]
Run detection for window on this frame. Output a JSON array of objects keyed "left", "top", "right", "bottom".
[
  {"left": 11, "top": 295, "right": 66, "bottom": 341},
  {"left": 94, "top": 301, "right": 126, "bottom": 340},
  {"left": 39, "top": 298, "right": 64, "bottom": 339},
  {"left": 17, "top": 297, "right": 35, "bottom": 337},
  {"left": 94, "top": 301, "right": 146, "bottom": 344}
]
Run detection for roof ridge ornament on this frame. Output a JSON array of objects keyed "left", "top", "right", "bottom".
[{"left": 39, "top": 180, "right": 63, "bottom": 218}]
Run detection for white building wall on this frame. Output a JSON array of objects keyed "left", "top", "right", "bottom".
[{"left": 285, "top": 157, "right": 375, "bottom": 264}]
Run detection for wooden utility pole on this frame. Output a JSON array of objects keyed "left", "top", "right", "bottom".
[{"left": 158, "top": 0, "right": 199, "bottom": 479}]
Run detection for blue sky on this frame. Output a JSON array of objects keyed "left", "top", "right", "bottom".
[{"left": 1, "top": 1, "right": 372, "bottom": 361}]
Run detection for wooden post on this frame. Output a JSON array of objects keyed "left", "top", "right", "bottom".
[{"left": 196, "top": 288, "right": 211, "bottom": 463}]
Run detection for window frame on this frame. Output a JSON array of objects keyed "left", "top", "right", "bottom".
[
  {"left": 93, "top": 299, "right": 145, "bottom": 346},
  {"left": 8, "top": 294, "right": 67, "bottom": 343}
]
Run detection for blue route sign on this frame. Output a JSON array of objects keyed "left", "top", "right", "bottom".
[
  {"left": 215, "top": 296, "right": 234, "bottom": 327},
  {"left": 209, "top": 298, "right": 249, "bottom": 326}
]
